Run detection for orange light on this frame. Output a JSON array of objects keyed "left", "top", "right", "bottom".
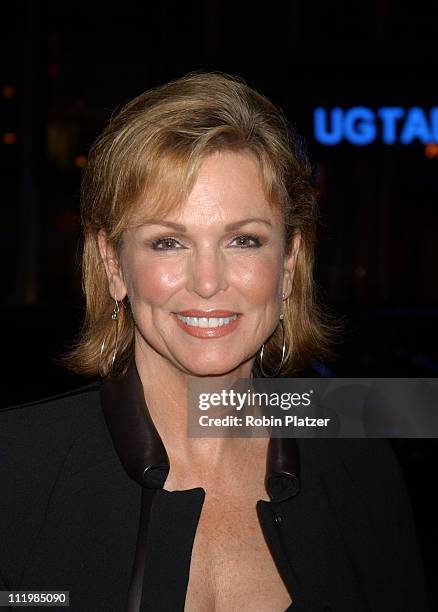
[
  {"left": 425, "top": 143, "right": 438, "bottom": 159},
  {"left": 2, "top": 84, "right": 15, "bottom": 98},
  {"left": 2, "top": 132, "right": 17, "bottom": 145},
  {"left": 74, "top": 155, "right": 87, "bottom": 168}
]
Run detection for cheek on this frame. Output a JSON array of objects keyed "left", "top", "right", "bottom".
[
  {"left": 125, "top": 258, "right": 184, "bottom": 306},
  {"left": 231, "top": 255, "right": 282, "bottom": 304}
]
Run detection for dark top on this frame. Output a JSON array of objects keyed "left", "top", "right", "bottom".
[{"left": 0, "top": 358, "right": 430, "bottom": 612}]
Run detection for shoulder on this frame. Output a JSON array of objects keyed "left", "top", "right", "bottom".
[
  {"left": 0, "top": 381, "right": 102, "bottom": 439},
  {"left": 298, "top": 437, "right": 403, "bottom": 486},
  {"left": 297, "top": 438, "right": 407, "bottom": 527},
  {"left": 0, "top": 381, "right": 105, "bottom": 490}
]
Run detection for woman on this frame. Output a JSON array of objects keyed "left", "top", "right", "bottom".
[{"left": 0, "top": 72, "right": 429, "bottom": 612}]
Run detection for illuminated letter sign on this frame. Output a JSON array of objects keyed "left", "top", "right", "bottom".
[{"left": 314, "top": 107, "right": 438, "bottom": 145}]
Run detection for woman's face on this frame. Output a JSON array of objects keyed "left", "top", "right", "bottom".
[{"left": 99, "top": 150, "right": 300, "bottom": 376}]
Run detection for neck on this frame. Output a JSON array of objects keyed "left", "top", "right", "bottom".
[{"left": 133, "top": 335, "right": 262, "bottom": 486}]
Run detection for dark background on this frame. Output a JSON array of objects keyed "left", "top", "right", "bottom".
[{"left": 1, "top": 1, "right": 437, "bottom": 607}]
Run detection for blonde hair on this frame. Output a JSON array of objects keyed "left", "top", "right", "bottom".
[{"left": 63, "top": 71, "right": 338, "bottom": 379}]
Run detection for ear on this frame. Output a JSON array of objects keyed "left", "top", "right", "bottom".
[
  {"left": 97, "top": 229, "right": 128, "bottom": 301},
  {"left": 282, "top": 230, "right": 301, "bottom": 299}
]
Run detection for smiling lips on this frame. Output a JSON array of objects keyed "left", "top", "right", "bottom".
[{"left": 172, "top": 309, "right": 241, "bottom": 338}]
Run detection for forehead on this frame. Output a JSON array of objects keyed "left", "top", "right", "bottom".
[
  {"left": 193, "top": 149, "right": 263, "bottom": 192},
  {"left": 181, "top": 150, "right": 271, "bottom": 221},
  {"left": 134, "top": 149, "right": 281, "bottom": 228}
]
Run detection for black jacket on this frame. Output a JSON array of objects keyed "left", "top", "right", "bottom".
[{"left": 0, "top": 359, "right": 430, "bottom": 612}]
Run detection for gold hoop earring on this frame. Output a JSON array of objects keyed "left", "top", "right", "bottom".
[
  {"left": 259, "top": 314, "right": 286, "bottom": 378},
  {"left": 99, "top": 295, "right": 120, "bottom": 376}
]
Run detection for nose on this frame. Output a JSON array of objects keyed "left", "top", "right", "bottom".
[{"left": 186, "top": 246, "right": 228, "bottom": 299}]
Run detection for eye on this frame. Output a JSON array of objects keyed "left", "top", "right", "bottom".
[
  {"left": 229, "top": 234, "right": 262, "bottom": 248},
  {"left": 150, "top": 237, "right": 185, "bottom": 250}
]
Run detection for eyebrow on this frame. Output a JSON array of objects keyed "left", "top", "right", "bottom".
[{"left": 140, "top": 217, "right": 273, "bottom": 231}]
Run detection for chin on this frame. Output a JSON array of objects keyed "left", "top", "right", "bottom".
[{"left": 178, "top": 355, "right": 247, "bottom": 377}]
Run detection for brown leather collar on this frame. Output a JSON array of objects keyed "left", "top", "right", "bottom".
[{"left": 100, "top": 357, "right": 300, "bottom": 502}]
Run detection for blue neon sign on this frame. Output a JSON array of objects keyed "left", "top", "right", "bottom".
[{"left": 314, "top": 107, "right": 438, "bottom": 145}]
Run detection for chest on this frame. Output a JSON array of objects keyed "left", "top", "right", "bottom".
[{"left": 184, "top": 493, "right": 293, "bottom": 611}]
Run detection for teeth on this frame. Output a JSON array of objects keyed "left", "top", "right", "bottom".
[{"left": 176, "top": 314, "right": 238, "bottom": 327}]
